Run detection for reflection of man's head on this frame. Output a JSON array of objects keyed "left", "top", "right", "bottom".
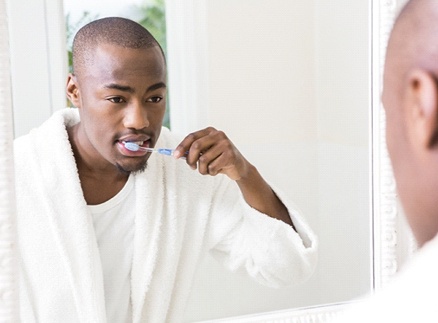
[
  {"left": 383, "top": 0, "right": 438, "bottom": 247},
  {"left": 72, "top": 17, "right": 165, "bottom": 79}
]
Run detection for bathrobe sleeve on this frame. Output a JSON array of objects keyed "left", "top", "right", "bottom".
[
  {"left": 158, "top": 127, "right": 317, "bottom": 288},
  {"left": 205, "top": 176, "right": 318, "bottom": 288}
]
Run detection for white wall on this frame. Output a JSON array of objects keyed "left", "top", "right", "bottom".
[
  {"left": 207, "top": 0, "right": 317, "bottom": 144},
  {"left": 178, "top": 1, "right": 372, "bottom": 321},
  {"left": 313, "top": 0, "right": 371, "bottom": 306}
]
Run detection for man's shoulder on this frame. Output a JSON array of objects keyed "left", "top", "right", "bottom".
[
  {"left": 14, "top": 108, "right": 77, "bottom": 159},
  {"left": 335, "top": 236, "right": 438, "bottom": 323},
  {"left": 14, "top": 108, "right": 79, "bottom": 141}
]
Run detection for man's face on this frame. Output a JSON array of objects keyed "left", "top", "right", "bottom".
[{"left": 69, "top": 43, "right": 167, "bottom": 174}]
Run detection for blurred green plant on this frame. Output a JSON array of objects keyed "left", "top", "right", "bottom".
[
  {"left": 136, "top": 0, "right": 167, "bottom": 56},
  {"left": 65, "top": 0, "right": 170, "bottom": 128}
]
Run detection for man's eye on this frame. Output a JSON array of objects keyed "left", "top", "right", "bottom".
[
  {"left": 108, "top": 97, "right": 125, "bottom": 103},
  {"left": 147, "top": 97, "right": 162, "bottom": 103}
]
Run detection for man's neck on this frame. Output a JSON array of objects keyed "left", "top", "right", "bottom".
[
  {"left": 67, "top": 124, "right": 130, "bottom": 205},
  {"left": 80, "top": 171, "right": 129, "bottom": 205}
]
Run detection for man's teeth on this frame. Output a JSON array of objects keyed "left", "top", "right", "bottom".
[{"left": 123, "top": 141, "right": 144, "bottom": 146}]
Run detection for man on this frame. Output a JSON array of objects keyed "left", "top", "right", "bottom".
[
  {"left": 14, "top": 17, "right": 317, "bottom": 322},
  {"left": 334, "top": 0, "right": 438, "bottom": 321}
]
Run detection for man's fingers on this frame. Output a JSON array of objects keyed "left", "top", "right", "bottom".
[
  {"left": 174, "top": 127, "right": 216, "bottom": 159},
  {"left": 174, "top": 127, "right": 244, "bottom": 180}
]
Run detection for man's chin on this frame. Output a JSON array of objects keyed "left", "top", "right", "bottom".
[{"left": 116, "top": 161, "right": 148, "bottom": 175}]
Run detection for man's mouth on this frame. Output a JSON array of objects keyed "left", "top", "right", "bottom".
[{"left": 117, "top": 137, "right": 152, "bottom": 156}]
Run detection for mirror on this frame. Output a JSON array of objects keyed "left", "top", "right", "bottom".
[{"left": 3, "top": 0, "right": 414, "bottom": 322}]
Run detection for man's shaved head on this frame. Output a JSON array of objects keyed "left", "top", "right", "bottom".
[
  {"left": 72, "top": 17, "right": 164, "bottom": 77},
  {"left": 383, "top": 0, "right": 438, "bottom": 246},
  {"left": 385, "top": 0, "right": 438, "bottom": 101}
]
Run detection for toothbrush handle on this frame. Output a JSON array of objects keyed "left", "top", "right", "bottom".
[
  {"left": 156, "top": 148, "right": 174, "bottom": 156},
  {"left": 156, "top": 148, "right": 189, "bottom": 158}
]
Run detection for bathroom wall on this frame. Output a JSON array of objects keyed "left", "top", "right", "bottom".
[
  {"left": 313, "top": 0, "right": 371, "bottom": 307},
  {"left": 182, "top": 0, "right": 371, "bottom": 321}
]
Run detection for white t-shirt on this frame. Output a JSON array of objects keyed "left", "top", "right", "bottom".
[{"left": 88, "top": 175, "right": 135, "bottom": 323}]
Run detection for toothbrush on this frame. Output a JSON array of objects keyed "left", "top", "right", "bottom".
[{"left": 123, "top": 142, "right": 185, "bottom": 157}]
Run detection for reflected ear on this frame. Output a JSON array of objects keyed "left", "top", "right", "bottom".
[
  {"left": 406, "top": 69, "right": 438, "bottom": 148},
  {"left": 66, "top": 73, "right": 81, "bottom": 108}
]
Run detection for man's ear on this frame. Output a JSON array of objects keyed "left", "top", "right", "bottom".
[
  {"left": 66, "top": 73, "right": 81, "bottom": 108},
  {"left": 406, "top": 69, "right": 438, "bottom": 148}
]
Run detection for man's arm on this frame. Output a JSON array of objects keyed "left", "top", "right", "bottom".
[
  {"left": 173, "top": 127, "right": 296, "bottom": 230},
  {"left": 235, "top": 163, "right": 295, "bottom": 229}
]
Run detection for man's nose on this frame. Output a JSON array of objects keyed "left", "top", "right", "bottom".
[{"left": 123, "top": 101, "right": 149, "bottom": 130}]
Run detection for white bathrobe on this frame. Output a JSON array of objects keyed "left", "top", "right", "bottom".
[
  {"left": 333, "top": 234, "right": 438, "bottom": 323},
  {"left": 14, "top": 108, "right": 317, "bottom": 323}
]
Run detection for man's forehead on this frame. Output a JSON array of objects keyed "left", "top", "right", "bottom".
[
  {"left": 93, "top": 42, "right": 162, "bottom": 58},
  {"left": 86, "top": 44, "right": 165, "bottom": 70}
]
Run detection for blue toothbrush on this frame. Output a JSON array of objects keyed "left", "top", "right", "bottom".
[{"left": 124, "top": 142, "right": 186, "bottom": 157}]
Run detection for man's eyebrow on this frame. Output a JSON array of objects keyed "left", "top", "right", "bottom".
[
  {"left": 103, "top": 82, "right": 166, "bottom": 93},
  {"left": 147, "top": 82, "right": 167, "bottom": 92},
  {"left": 103, "top": 83, "right": 134, "bottom": 93}
]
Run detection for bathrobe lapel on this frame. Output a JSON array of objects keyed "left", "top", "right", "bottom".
[
  {"left": 130, "top": 146, "right": 164, "bottom": 322},
  {"left": 33, "top": 111, "right": 107, "bottom": 322},
  {"left": 130, "top": 135, "right": 188, "bottom": 322}
]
